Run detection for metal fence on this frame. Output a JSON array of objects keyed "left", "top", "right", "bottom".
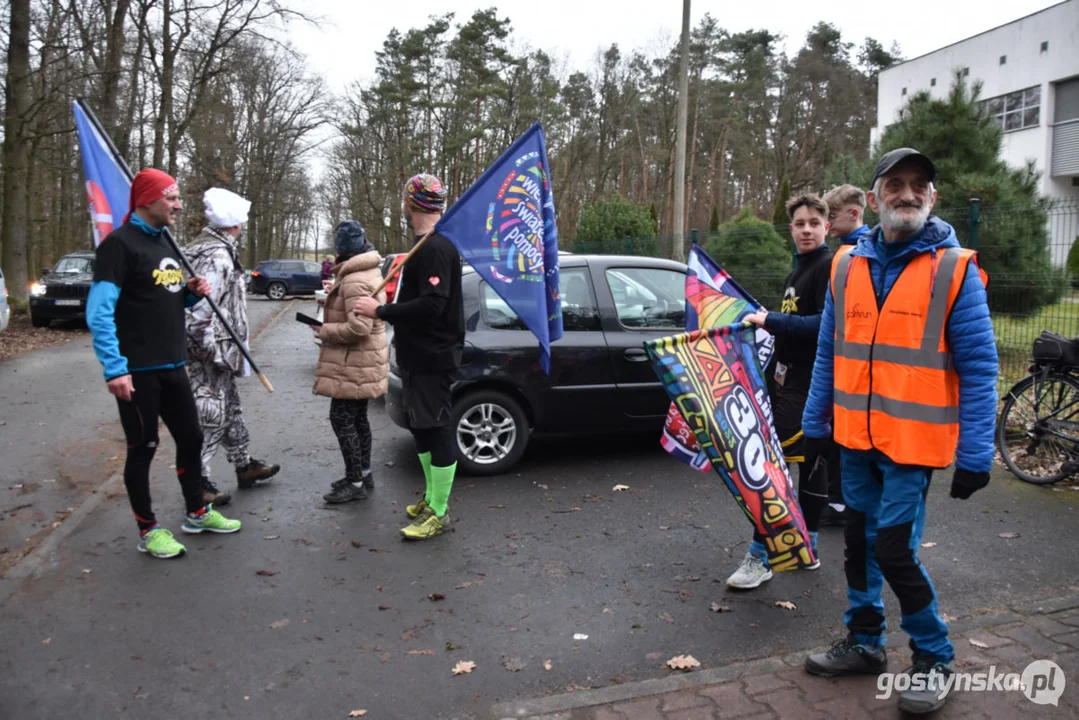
[{"left": 571, "top": 198, "right": 1079, "bottom": 392}]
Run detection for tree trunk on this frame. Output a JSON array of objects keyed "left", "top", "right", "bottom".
[
  {"left": 2, "top": 0, "right": 31, "bottom": 302},
  {"left": 100, "top": 0, "right": 133, "bottom": 135},
  {"left": 152, "top": 0, "right": 173, "bottom": 169}
]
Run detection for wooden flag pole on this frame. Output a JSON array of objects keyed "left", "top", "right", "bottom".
[
  {"left": 76, "top": 98, "right": 274, "bottom": 393},
  {"left": 369, "top": 229, "right": 434, "bottom": 298}
]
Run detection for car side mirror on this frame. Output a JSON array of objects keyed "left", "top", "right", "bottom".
[{"left": 41, "top": 268, "right": 51, "bottom": 276}]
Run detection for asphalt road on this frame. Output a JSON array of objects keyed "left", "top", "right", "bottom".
[{"left": 1, "top": 299, "right": 1078, "bottom": 719}]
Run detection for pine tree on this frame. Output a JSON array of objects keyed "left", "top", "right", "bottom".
[
  {"left": 772, "top": 175, "right": 791, "bottom": 227},
  {"left": 709, "top": 204, "right": 720, "bottom": 233}
]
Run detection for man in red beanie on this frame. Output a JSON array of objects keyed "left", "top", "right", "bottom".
[{"left": 87, "top": 168, "right": 243, "bottom": 560}]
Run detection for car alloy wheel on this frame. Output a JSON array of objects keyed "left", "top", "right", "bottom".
[
  {"left": 452, "top": 389, "right": 529, "bottom": 475},
  {"left": 267, "top": 282, "right": 287, "bottom": 300}
]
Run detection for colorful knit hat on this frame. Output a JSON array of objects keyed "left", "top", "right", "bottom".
[{"left": 403, "top": 174, "right": 447, "bottom": 213}]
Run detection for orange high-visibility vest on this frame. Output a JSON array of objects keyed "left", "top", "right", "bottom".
[{"left": 831, "top": 244, "right": 988, "bottom": 468}]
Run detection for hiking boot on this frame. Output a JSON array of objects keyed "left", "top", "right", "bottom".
[
  {"left": 330, "top": 477, "right": 350, "bottom": 491},
  {"left": 820, "top": 504, "right": 847, "bottom": 527},
  {"left": 406, "top": 497, "right": 431, "bottom": 519},
  {"left": 726, "top": 552, "right": 773, "bottom": 589},
  {"left": 202, "top": 477, "right": 232, "bottom": 507},
  {"left": 137, "top": 527, "right": 186, "bottom": 558},
  {"left": 898, "top": 658, "right": 953, "bottom": 714},
  {"left": 805, "top": 635, "right": 888, "bottom": 677},
  {"left": 323, "top": 481, "right": 368, "bottom": 504},
  {"left": 401, "top": 511, "right": 448, "bottom": 540},
  {"left": 361, "top": 473, "right": 374, "bottom": 490},
  {"left": 236, "top": 458, "right": 280, "bottom": 489},
  {"left": 181, "top": 505, "right": 242, "bottom": 534}
]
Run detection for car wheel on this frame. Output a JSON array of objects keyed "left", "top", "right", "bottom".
[
  {"left": 30, "top": 313, "right": 50, "bottom": 328},
  {"left": 451, "top": 389, "right": 529, "bottom": 476},
  {"left": 266, "top": 282, "right": 287, "bottom": 300}
]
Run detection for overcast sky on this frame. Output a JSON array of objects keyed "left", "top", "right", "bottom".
[{"left": 287, "top": 0, "right": 1063, "bottom": 93}]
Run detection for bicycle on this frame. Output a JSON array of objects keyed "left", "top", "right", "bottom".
[{"left": 997, "top": 330, "right": 1079, "bottom": 485}]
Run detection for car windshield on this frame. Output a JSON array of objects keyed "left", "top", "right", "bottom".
[{"left": 54, "top": 257, "right": 93, "bottom": 274}]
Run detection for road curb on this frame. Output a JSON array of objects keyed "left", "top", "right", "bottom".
[
  {"left": 490, "top": 594, "right": 1079, "bottom": 719},
  {"left": 0, "top": 299, "right": 292, "bottom": 606}
]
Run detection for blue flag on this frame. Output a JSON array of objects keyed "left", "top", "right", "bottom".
[
  {"left": 435, "top": 122, "right": 563, "bottom": 373},
  {"left": 73, "top": 101, "right": 132, "bottom": 246}
]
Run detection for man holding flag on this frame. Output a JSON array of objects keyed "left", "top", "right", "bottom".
[
  {"left": 87, "top": 169, "right": 243, "bottom": 559},
  {"left": 354, "top": 174, "right": 464, "bottom": 541}
]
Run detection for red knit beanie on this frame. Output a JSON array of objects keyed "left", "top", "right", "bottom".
[{"left": 124, "top": 168, "right": 179, "bottom": 223}]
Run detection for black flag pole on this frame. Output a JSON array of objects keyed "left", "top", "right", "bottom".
[{"left": 76, "top": 98, "right": 273, "bottom": 393}]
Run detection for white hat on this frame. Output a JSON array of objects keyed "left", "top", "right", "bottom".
[{"left": 203, "top": 187, "right": 251, "bottom": 228}]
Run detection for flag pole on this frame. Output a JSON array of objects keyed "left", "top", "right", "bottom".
[
  {"left": 76, "top": 98, "right": 274, "bottom": 393},
  {"left": 369, "top": 229, "right": 433, "bottom": 297}
]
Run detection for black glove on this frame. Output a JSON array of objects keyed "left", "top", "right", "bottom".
[
  {"left": 950, "top": 468, "right": 990, "bottom": 499},
  {"left": 802, "top": 435, "right": 831, "bottom": 475}
]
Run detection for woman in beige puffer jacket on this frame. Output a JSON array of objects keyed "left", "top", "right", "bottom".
[{"left": 314, "top": 220, "right": 388, "bottom": 504}]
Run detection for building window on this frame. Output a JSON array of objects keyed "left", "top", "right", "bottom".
[
  {"left": 978, "top": 85, "right": 1041, "bottom": 132},
  {"left": 901, "top": 87, "right": 907, "bottom": 96},
  {"left": 1000, "top": 55, "right": 1007, "bottom": 65},
  {"left": 930, "top": 78, "right": 936, "bottom": 87},
  {"left": 1041, "top": 41, "right": 1049, "bottom": 52}
]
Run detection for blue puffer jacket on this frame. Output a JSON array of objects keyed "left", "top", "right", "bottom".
[
  {"left": 840, "top": 224, "right": 873, "bottom": 246},
  {"left": 802, "top": 216, "right": 999, "bottom": 472}
]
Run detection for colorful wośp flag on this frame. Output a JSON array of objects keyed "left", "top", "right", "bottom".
[
  {"left": 646, "top": 325, "right": 816, "bottom": 571},
  {"left": 436, "top": 122, "right": 562, "bottom": 373},
  {"left": 660, "top": 244, "right": 775, "bottom": 471},
  {"left": 73, "top": 101, "right": 132, "bottom": 246}
]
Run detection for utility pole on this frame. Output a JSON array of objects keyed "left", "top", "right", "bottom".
[{"left": 671, "top": 0, "right": 690, "bottom": 263}]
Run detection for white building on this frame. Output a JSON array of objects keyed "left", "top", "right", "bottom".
[{"left": 873, "top": 0, "right": 1079, "bottom": 207}]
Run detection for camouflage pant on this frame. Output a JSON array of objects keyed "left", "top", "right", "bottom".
[{"left": 187, "top": 358, "right": 250, "bottom": 479}]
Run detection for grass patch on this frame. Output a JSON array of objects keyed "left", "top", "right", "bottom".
[{"left": 994, "top": 292, "right": 1079, "bottom": 393}]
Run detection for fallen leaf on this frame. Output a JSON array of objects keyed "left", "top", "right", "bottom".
[
  {"left": 455, "top": 581, "right": 473, "bottom": 589},
  {"left": 256, "top": 569, "right": 279, "bottom": 576},
  {"left": 502, "top": 656, "right": 526, "bottom": 672},
  {"left": 270, "top": 619, "right": 289, "bottom": 629},
  {"left": 543, "top": 659, "right": 552, "bottom": 671},
  {"left": 348, "top": 711, "right": 368, "bottom": 717},
  {"left": 573, "top": 633, "right": 589, "bottom": 640},
  {"left": 612, "top": 484, "right": 630, "bottom": 492},
  {"left": 445, "top": 642, "right": 457, "bottom": 651},
  {"left": 262, "top": 535, "right": 280, "bottom": 540},
  {"left": 428, "top": 593, "right": 445, "bottom": 601},
  {"left": 81, "top": 568, "right": 92, "bottom": 574},
  {"left": 775, "top": 600, "right": 798, "bottom": 611},
  {"left": 920, "top": 542, "right": 937, "bottom": 548},
  {"left": 41, "top": 638, "right": 51, "bottom": 644},
  {"left": 969, "top": 639, "right": 989, "bottom": 649},
  {"left": 710, "top": 603, "right": 731, "bottom": 613},
  {"left": 998, "top": 532, "right": 1020, "bottom": 539},
  {"left": 378, "top": 605, "right": 392, "bottom": 611},
  {"left": 351, "top": 540, "right": 363, "bottom": 548},
  {"left": 451, "top": 660, "right": 475, "bottom": 675},
  {"left": 368, "top": 547, "right": 391, "bottom": 553},
  {"left": 407, "top": 649, "right": 435, "bottom": 655},
  {"left": 659, "top": 611, "right": 674, "bottom": 624},
  {"left": 666, "top": 654, "right": 700, "bottom": 671}
]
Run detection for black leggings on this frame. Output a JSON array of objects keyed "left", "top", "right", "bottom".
[
  {"left": 412, "top": 426, "right": 455, "bottom": 467},
  {"left": 116, "top": 367, "right": 205, "bottom": 531},
  {"left": 330, "top": 398, "right": 372, "bottom": 483}
]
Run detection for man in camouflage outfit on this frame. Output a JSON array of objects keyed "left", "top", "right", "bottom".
[{"left": 185, "top": 187, "right": 279, "bottom": 506}]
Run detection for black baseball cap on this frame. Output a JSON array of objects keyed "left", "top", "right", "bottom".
[{"left": 870, "top": 148, "right": 936, "bottom": 188}]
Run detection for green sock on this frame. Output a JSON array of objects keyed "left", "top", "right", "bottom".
[
  {"left": 428, "top": 463, "right": 456, "bottom": 517},
  {"left": 418, "top": 452, "right": 433, "bottom": 500}
]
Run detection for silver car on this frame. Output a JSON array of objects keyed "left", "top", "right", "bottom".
[{"left": 0, "top": 267, "right": 10, "bottom": 333}]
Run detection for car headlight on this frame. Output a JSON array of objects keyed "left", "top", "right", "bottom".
[{"left": 30, "top": 282, "right": 46, "bottom": 297}]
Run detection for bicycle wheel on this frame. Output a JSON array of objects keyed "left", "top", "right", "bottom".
[{"left": 997, "top": 370, "right": 1079, "bottom": 485}]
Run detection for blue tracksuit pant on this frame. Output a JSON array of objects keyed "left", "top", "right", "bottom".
[{"left": 842, "top": 448, "right": 953, "bottom": 663}]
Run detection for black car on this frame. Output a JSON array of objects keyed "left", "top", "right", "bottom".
[
  {"left": 386, "top": 254, "right": 687, "bottom": 475},
  {"left": 248, "top": 259, "right": 323, "bottom": 299},
  {"left": 29, "top": 252, "right": 95, "bottom": 328}
]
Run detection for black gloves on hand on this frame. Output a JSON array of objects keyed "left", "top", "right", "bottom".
[
  {"left": 950, "top": 468, "right": 990, "bottom": 499},
  {"left": 803, "top": 435, "right": 831, "bottom": 475}
]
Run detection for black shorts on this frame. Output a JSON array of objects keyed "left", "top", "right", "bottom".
[
  {"left": 772, "top": 380, "right": 808, "bottom": 463},
  {"left": 402, "top": 370, "right": 453, "bottom": 429}
]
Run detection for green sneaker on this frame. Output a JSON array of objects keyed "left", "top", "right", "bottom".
[
  {"left": 405, "top": 497, "right": 430, "bottom": 519},
  {"left": 137, "top": 527, "right": 186, "bottom": 558},
  {"left": 401, "top": 511, "right": 449, "bottom": 540},
  {"left": 181, "top": 505, "right": 242, "bottom": 534}
]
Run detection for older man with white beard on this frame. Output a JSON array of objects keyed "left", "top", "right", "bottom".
[{"left": 799, "top": 149, "right": 998, "bottom": 714}]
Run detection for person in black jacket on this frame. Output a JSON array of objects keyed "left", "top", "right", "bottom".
[
  {"left": 86, "top": 169, "right": 243, "bottom": 560},
  {"left": 725, "top": 193, "right": 834, "bottom": 589},
  {"left": 353, "top": 173, "right": 464, "bottom": 541}
]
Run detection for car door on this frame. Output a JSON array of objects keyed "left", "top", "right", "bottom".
[
  {"left": 282, "top": 261, "right": 305, "bottom": 291},
  {"left": 304, "top": 262, "right": 322, "bottom": 291},
  {"left": 592, "top": 263, "right": 686, "bottom": 421},
  {"left": 475, "top": 266, "right": 617, "bottom": 432}
]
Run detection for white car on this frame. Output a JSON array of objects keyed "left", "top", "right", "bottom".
[{"left": 0, "top": 267, "right": 10, "bottom": 333}]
